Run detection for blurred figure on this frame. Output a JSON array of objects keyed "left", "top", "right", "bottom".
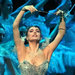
[
  {"left": 0, "top": 0, "right": 15, "bottom": 75},
  {"left": 0, "top": 0, "right": 14, "bottom": 43},
  {"left": 0, "top": 0, "right": 13, "bottom": 19},
  {"left": 0, "top": 23, "right": 5, "bottom": 43}
]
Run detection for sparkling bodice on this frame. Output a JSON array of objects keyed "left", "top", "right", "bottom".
[{"left": 18, "top": 60, "right": 49, "bottom": 75}]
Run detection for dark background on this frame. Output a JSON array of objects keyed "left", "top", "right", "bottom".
[{"left": 12, "top": 0, "right": 75, "bottom": 14}]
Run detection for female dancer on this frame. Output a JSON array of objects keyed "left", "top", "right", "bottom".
[{"left": 13, "top": 5, "right": 66, "bottom": 75}]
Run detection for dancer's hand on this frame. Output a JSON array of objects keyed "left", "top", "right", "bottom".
[
  {"left": 55, "top": 9, "right": 64, "bottom": 15},
  {"left": 22, "top": 5, "right": 38, "bottom": 13}
]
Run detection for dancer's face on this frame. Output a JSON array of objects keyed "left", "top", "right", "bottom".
[{"left": 26, "top": 27, "right": 41, "bottom": 41}]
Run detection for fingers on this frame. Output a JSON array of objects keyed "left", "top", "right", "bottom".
[
  {"left": 55, "top": 9, "right": 64, "bottom": 15},
  {"left": 23, "top": 5, "right": 38, "bottom": 13},
  {"left": 31, "top": 5, "right": 38, "bottom": 11},
  {"left": 29, "top": 5, "right": 38, "bottom": 13}
]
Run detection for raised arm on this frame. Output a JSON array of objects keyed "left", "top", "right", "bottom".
[
  {"left": 13, "top": 5, "right": 37, "bottom": 61},
  {"left": 13, "top": 5, "right": 37, "bottom": 45},
  {"left": 43, "top": 10, "right": 66, "bottom": 61},
  {"left": 13, "top": 8, "right": 26, "bottom": 46}
]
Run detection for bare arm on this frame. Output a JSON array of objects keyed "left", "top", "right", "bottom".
[
  {"left": 13, "top": 8, "right": 27, "bottom": 61},
  {"left": 13, "top": 5, "right": 37, "bottom": 61},
  {"left": 13, "top": 10, "right": 26, "bottom": 46},
  {"left": 43, "top": 11, "right": 66, "bottom": 61},
  {"left": 13, "top": 5, "right": 37, "bottom": 45}
]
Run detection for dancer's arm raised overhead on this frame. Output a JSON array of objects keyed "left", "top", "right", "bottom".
[
  {"left": 13, "top": 5, "right": 37, "bottom": 61},
  {"left": 43, "top": 10, "right": 66, "bottom": 61}
]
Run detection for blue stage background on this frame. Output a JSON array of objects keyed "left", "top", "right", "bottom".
[{"left": 0, "top": 0, "right": 75, "bottom": 75}]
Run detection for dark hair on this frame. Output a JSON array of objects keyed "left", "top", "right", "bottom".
[{"left": 25, "top": 26, "right": 42, "bottom": 37}]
